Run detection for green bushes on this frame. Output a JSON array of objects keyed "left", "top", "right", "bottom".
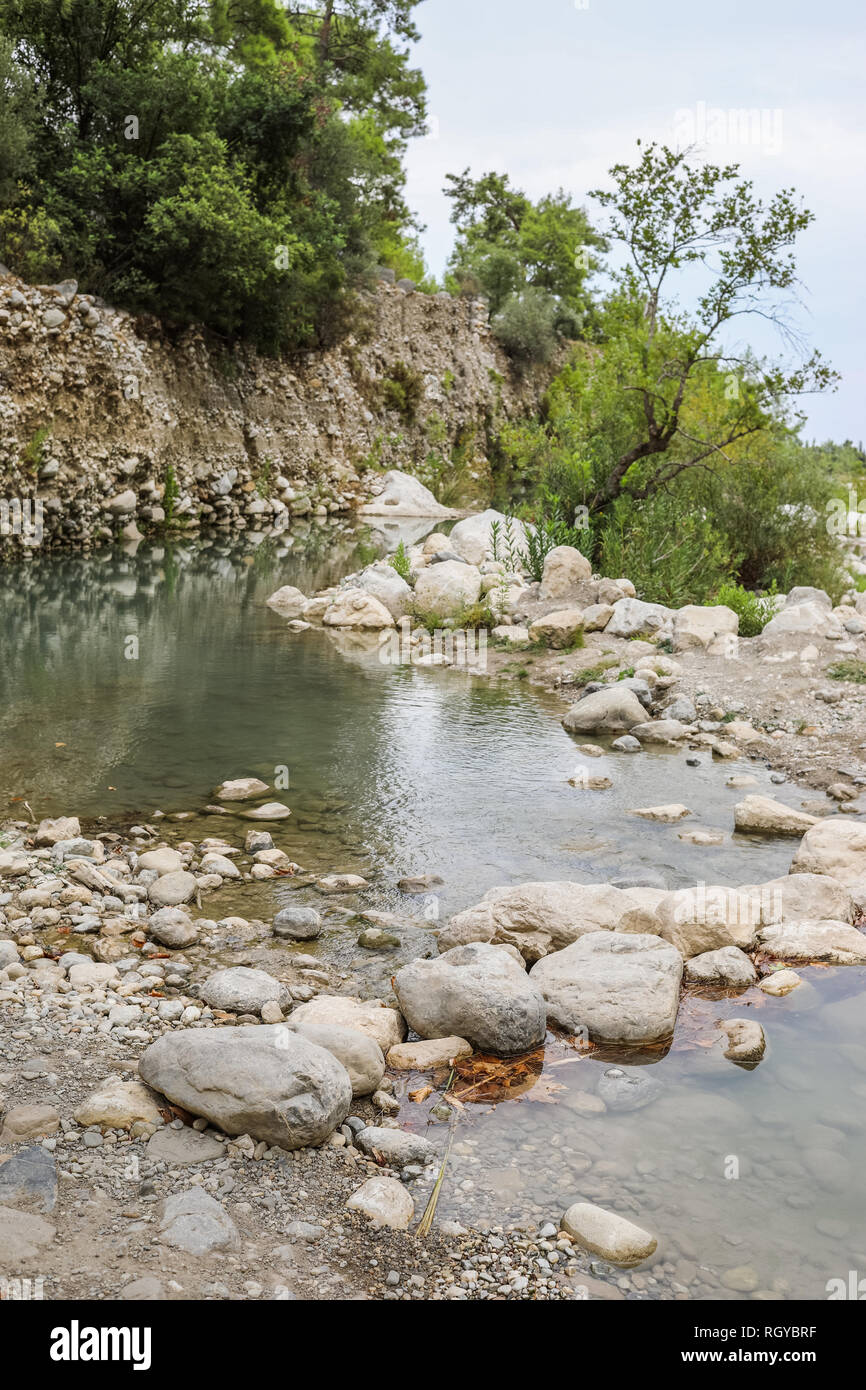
[
  {"left": 492, "top": 289, "right": 561, "bottom": 366},
  {"left": 379, "top": 363, "right": 424, "bottom": 424},
  {"left": 389, "top": 540, "right": 411, "bottom": 582},
  {"left": 714, "top": 582, "right": 779, "bottom": 637}
]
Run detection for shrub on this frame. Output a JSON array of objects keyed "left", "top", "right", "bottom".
[
  {"left": 389, "top": 541, "right": 411, "bottom": 583},
  {"left": 828, "top": 660, "right": 866, "bottom": 684},
  {"left": 714, "top": 582, "right": 779, "bottom": 637},
  {"left": 379, "top": 363, "right": 424, "bottom": 424},
  {"left": 492, "top": 289, "right": 560, "bottom": 365}
]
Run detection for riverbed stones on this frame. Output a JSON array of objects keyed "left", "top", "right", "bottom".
[
  {"left": 0, "top": 1146, "right": 57, "bottom": 1212},
  {"left": 146, "top": 1127, "right": 224, "bottom": 1165},
  {"left": 763, "top": 600, "right": 842, "bottom": 639},
  {"left": 287, "top": 1022, "right": 385, "bottom": 1096},
  {"left": 73, "top": 1078, "right": 163, "bottom": 1130},
  {"left": 790, "top": 819, "right": 866, "bottom": 886},
  {"left": 289, "top": 996, "right": 406, "bottom": 1052},
  {"left": 138, "top": 1026, "right": 352, "bottom": 1148},
  {"left": 653, "top": 886, "right": 749, "bottom": 955},
  {"left": 273, "top": 905, "right": 322, "bottom": 940},
  {"left": 561, "top": 1202, "right": 657, "bottom": 1266},
  {"left": 684, "top": 946, "right": 758, "bottom": 987},
  {"left": 357, "top": 563, "right": 413, "bottom": 619},
  {"left": 439, "top": 880, "right": 660, "bottom": 960},
  {"left": 355, "top": 1127, "right": 436, "bottom": 1167},
  {"left": 719, "top": 1018, "right": 766, "bottom": 1065},
  {"left": 605, "top": 597, "right": 672, "bottom": 639},
  {"left": 386, "top": 1037, "right": 473, "bottom": 1069},
  {"left": 528, "top": 609, "right": 585, "bottom": 648},
  {"left": 214, "top": 777, "right": 270, "bottom": 801},
  {"left": 739, "top": 873, "right": 854, "bottom": 926},
  {"left": 734, "top": 796, "right": 819, "bottom": 836},
  {"left": 394, "top": 942, "right": 546, "bottom": 1056},
  {"left": 531, "top": 932, "right": 682, "bottom": 1044},
  {"left": 137, "top": 846, "right": 184, "bottom": 874},
  {"left": 34, "top": 815, "right": 81, "bottom": 846},
  {"left": 0, "top": 1104, "right": 60, "bottom": 1144},
  {"left": 562, "top": 686, "right": 649, "bottom": 734},
  {"left": 757, "top": 920, "right": 866, "bottom": 965},
  {"left": 447, "top": 509, "right": 530, "bottom": 567},
  {"left": 346, "top": 1176, "right": 414, "bottom": 1230},
  {"left": 160, "top": 1188, "right": 240, "bottom": 1254},
  {"left": 200, "top": 852, "right": 241, "bottom": 878},
  {"left": 199, "top": 967, "right": 291, "bottom": 1016},
  {"left": 539, "top": 545, "right": 592, "bottom": 600},
  {"left": 316, "top": 873, "right": 367, "bottom": 893},
  {"left": 412, "top": 560, "right": 482, "bottom": 619},
  {"left": 266, "top": 586, "right": 308, "bottom": 619},
  {"left": 323, "top": 588, "right": 395, "bottom": 629},
  {"left": 148, "top": 869, "right": 197, "bottom": 906},
  {"left": 758, "top": 968, "right": 802, "bottom": 996},
  {"left": 672, "top": 604, "right": 738, "bottom": 652},
  {"left": 147, "top": 907, "right": 199, "bottom": 948}
]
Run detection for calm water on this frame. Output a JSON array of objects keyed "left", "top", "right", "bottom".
[{"left": 1, "top": 525, "right": 864, "bottom": 1297}]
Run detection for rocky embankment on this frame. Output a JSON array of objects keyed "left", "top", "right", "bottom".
[{"left": 0, "top": 270, "right": 542, "bottom": 553}]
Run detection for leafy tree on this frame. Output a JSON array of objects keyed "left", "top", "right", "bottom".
[
  {"left": 578, "top": 141, "right": 837, "bottom": 513},
  {"left": 443, "top": 168, "right": 605, "bottom": 346}
]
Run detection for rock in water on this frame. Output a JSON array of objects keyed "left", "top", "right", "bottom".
[
  {"left": 394, "top": 942, "right": 547, "bottom": 1056},
  {"left": 719, "top": 1018, "right": 766, "bottom": 1065},
  {"left": 138, "top": 1026, "right": 352, "bottom": 1149},
  {"left": 530, "top": 932, "right": 682, "bottom": 1044},
  {"left": 561, "top": 1202, "right": 657, "bottom": 1266},
  {"left": 273, "top": 905, "right": 322, "bottom": 939}
]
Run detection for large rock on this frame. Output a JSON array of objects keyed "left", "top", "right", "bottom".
[
  {"left": 137, "top": 846, "right": 184, "bottom": 875},
  {"left": 719, "top": 1018, "right": 766, "bottom": 1065},
  {"left": 355, "top": 1127, "right": 436, "bottom": 1167},
  {"left": 606, "top": 598, "right": 672, "bottom": 639},
  {"left": 266, "top": 586, "right": 308, "bottom": 618},
  {"left": 530, "top": 932, "right": 682, "bottom": 1043},
  {"left": 684, "top": 947, "right": 757, "bottom": 987},
  {"left": 561, "top": 687, "right": 649, "bottom": 734},
  {"left": 323, "top": 588, "right": 395, "bottom": 629},
  {"left": 439, "top": 880, "right": 660, "bottom": 961},
  {"left": 288, "top": 996, "right": 406, "bottom": 1053},
  {"left": 346, "top": 1176, "right": 414, "bottom": 1229},
  {"left": 386, "top": 1037, "right": 473, "bottom": 1069},
  {"left": 198, "top": 967, "right": 290, "bottom": 1016},
  {"left": 360, "top": 470, "right": 455, "bottom": 518},
  {"left": 672, "top": 604, "right": 738, "bottom": 652},
  {"left": 539, "top": 545, "right": 592, "bottom": 600},
  {"left": 447, "top": 509, "right": 531, "bottom": 567},
  {"left": 147, "top": 907, "right": 199, "bottom": 949},
  {"left": 34, "top": 816, "right": 81, "bottom": 846},
  {"left": 757, "top": 920, "right": 866, "bottom": 965},
  {"left": 287, "top": 1022, "right": 385, "bottom": 1097},
  {"left": 138, "top": 1026, "right": 352, "bottom": 1148},
  {"left": 412, "top": 560, "right": 482, "bottom": 619},
  {"left": 654, "top": 885, "right": 753, "bottom": 955},
  {"left": 790, "top": 820, "right": 866, "bottom": 886},
  {"left": 528, "top": 609, "right": 585, "bottom": 648},
  {"left": 394, "top": 942, "right": 547, "bottom": 1056},
  {"left": 357, "top": 563, "right": 413, "bottom": 619},
  {"left": 73, "top": 1079, "right": 163, "bottom": 1130},
  {"left": 273, "top": 905, "right": 322, "bottom": 940},
  {"left": 148, "top": 870, "right": 197, "bottom": 906},
  {"left": 561, "top": 1202, "right": 657, "bottom": 1266},
  {"left": 762, "top": 602, "right": 843, "bottom": 639},
  {"left": 739, "top": 873, "right": 854, "bottom": 926},
  {"left": 734, "top": 796, "right": 819, "bottom": 836}
]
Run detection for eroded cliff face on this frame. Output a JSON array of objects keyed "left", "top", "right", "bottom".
[{"left": 0, "top": 269, "right": 542, "bottom": 549}]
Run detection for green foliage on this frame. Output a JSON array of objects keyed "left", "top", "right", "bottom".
[
  {"left": 389, "top": 540, "right": 411, "bottom": 582},
  {"left": 714, "top": 582, "right": 778, "bottom": 637},
  {"left": 594, "top": 492, "right": 733, "bottom": 607},
  {"left": 828, "top": 661, "right": 866, "bottom": 684},
  {"left": 508, "top": 499, "right": 589, "bottom": 583},
  {"left": 492, "top": 288, "right": 561, "bottom": 366},
  {"left": 255, "top": 457, "right": 273, "bottom": 498},
  {"left": 0, "top": 0, "right": 427, "bottom": 353},
  {"left": 379, "top": 362, "right": 423, "bottom": 423},
  {"left": 20, "top": 423, "right": 49, "bottom": 473}
]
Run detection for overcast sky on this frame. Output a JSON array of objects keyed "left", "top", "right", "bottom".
[{"left": 403, "top": 0, "right": 864, "bottom": 444}]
